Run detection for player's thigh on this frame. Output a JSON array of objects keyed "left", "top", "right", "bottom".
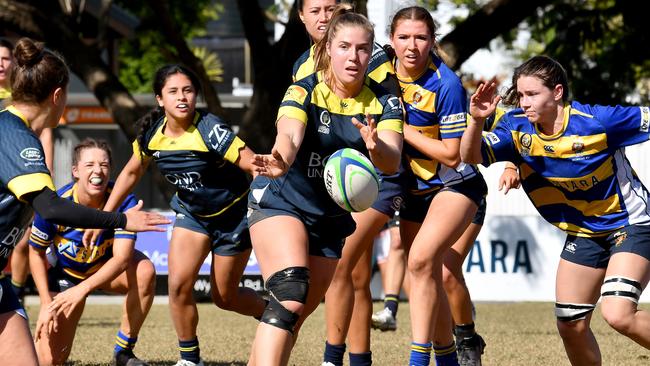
[
  {"left": 210, "top": 249, "right": 251, "bottom": 295},
  {"left": 168, "top": 227, "right": 212, "bottom": 282},
  {"left": 101, "top": 250, "right": 155, "bottom": 294},
  {"left": 0, "top": 311, "right": 37, "bottom": 366},
  {"left": 556, "top": 258, "right": 604, "bottom": 304}
]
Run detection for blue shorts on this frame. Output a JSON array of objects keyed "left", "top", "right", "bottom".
[
  {"left": 372, "top": 170, "right": 406, "bottom": 217},
  {"left": 0, "top": 276, "right": 25, "bottom": 317},
  {"left": 247, "top": 183, "right": 356, "bottom": 259},
  {"left": 400, "top": 174, "right": 488, "bottom": 224},
  {"left": 560, "top": 224, "right": 650, "bottom": 268},
  {"left": 171, "top": 195, "right": 252, "bottom": 256}
]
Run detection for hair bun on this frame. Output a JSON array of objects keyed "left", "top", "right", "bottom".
[{"left": 13, "top": 38, "right": 44, "bottom": 68}]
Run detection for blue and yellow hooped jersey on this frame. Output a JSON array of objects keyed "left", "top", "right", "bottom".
[
  {"left": 481, "top": 102, "right": 650, "bottom": 237},
  {"left": 292, "top": 43, "right": 399, "bottom": 96},
  {"left": 263, "top": 71, "right": 403, "bottom": 217},
  {"left": 29, "top": 182, "right": 137, "bottom": 280},
  {"left": 134, "top": 111, "right": 250, "bottom": 217},
  {"left": 0, "top": 106, "right": 55, "bottom": 271},
  {"left": 397, "top": 55, "right": 478, "bottom": 193}
]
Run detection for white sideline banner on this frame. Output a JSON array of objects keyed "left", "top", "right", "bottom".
[{"left": 465, "top": 215, "right": 650, "bottom": 302}]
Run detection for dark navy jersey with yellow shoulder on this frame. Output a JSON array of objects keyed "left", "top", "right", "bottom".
[
  {"left": 28, "top": 182, "right": 136, "bottom": 280},
  {"left": 481, "top": 102, "right": 650, "bottom": 237},
  {"left": 397, "top": 54, "right": 478, "bottom": 194},
  {"left": 264, "top": 71, "right": 403, "bottom": 217},
  {"left": 293, "top": 43, "right": 399, "bottom": 96},
  {"left": 0, "top": 106, "right": 55, "bottom": 271},
  {"left": 133, "top": 111, "right": 249, "bottom": 217}
]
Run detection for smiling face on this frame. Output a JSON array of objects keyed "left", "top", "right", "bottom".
[
  {"left": 327, "top": 25, "right": 372, "bottom": 92},
  {"left": 391, "top": 19, "right": 434, "bottom": 77},
  {"left": 516, "top": 75, "right": 564, "bottom": 125},
  {"left": 299, "top": 0, "right": 337, "bottom": 42},
  {"left": 156, "top": 72, "right": 197, "bottom": 124},
  {"left": 72, "top": 147, "right": 111, "bottom": 199}
]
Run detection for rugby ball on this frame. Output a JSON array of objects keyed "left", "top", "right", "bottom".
[{"left": 323, "top": 148, "right": 379, "bottom": 212}]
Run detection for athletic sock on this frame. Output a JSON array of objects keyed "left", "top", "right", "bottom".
[
  {"left": 349, "top": 351, "right": 372, "bottom": 366},
  {"left": 409, "top": 341, "right": 432, "bottom": 366},
  {"left": 433, "top": 342, "right": 459, "bottom": 366},
  {"left": 114, "top": 330, "right": 138, "bottom": 354},
  {"left": 383, "top": 294, "right": 399, "bottom": 316},
  {"left": 179, "top": 338, "right": 201, "bottom": 363},
  {"left": 323, "top": 341, "right": 346, "bottom": 366},
  {"left": 454, "top": 322, "right": 477, "bottom": 339}
]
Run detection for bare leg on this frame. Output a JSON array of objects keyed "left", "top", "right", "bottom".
[
  {"left": 211, "top": 249, "right": 266, "bottom": 318},
  {"left": 34, "top": 293, "right": 85, "bottom": 366},
  {"left": 0, "top": 311, "right": 38, "bottom": 366}
]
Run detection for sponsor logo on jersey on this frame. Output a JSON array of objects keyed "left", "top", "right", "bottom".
[
  {"left": 153, "top": 151, "right": 161, "bottom": 158},
  {"left": 640, "top": 106, "right": 650, "bottom": 133},
  {"left": 440, "top": 112, "right": 466, "bottom": 124},
  {"left": 572, "top": 140, "right": 585, "bottom": 153},
  {"left": 318, "top": 111, "right": 331, "bottom": 134},
  {"left": 164, "top": 171, "right": 204, "bottom": 191},
  {"left": 31, "top": 226, "right": 49, "bottom": 241},
  {"left": 391, "top": 196, "right": 404, "bottom": 211},
  {"left": 284, "top": 85, "right": 308, "bottom": 105},
  {"left": 20, "top": 147, "right": 43, "bottom": 161},
  {"left": 340, "top": 101, "right": 349, "bottom": 109},
  {"left": 307, "top": 151, "right": 329, "bottom": 178},
  {"left": 208, "top": 124, "right": 231, "bottom": 152},
  {"left": 386, "top": 96, "right": 401, "bottom": 112},
  {"left": 544, "top": 145, "right": 555, "bottom": 153},
  {"left": 564, "top": 241, "right": 577, "bottom": 254},
  {"left": 485, "top": 132, "right": 500, "bottom": 145}
]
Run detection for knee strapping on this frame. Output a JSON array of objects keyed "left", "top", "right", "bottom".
[
  {"left": 601, "top": 276, "right": 642, "bottom": 304},
  {"left": 260, "top": 266, "right": 310, "bottom": 332},
  {"left": 555, "top": 302, "right": 596, "bottom": 322}
]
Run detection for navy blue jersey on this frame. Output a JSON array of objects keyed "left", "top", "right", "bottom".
[
  {"left": 0, "top": 106, "right": 55, "bottom": 270},
  {"left": 293, "top": 43, "right": 398, "bottom": 96},
  {"left": 29, "top": 182, "right": 137, "bottom": 280},
  {"left": 263, "top": 71, "right": 403, "bottom": 217},
  {"left": 397, "top": 55, "right": 479, "bottom": 193},
  {"left": 481, "top": 102, "right": 650, "bottom": 237},
  {"left": 134, "top": 111, "right": 249, "bottom": 217}
]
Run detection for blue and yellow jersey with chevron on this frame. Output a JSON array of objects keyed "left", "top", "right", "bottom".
[
  {"left": 481, "top": 102, "right": 650, "bottom": 237},
  {"left": 29, "top": 182, "right": 137, "bottom": 280},
  {"left": 268, "top": 71, "right": 403, "bottom": 217},
  {"left": 0, "top": 106, "right": 55, "bottom": 271},
  {"left": 134, "top": 111, "right": 250, "bottom": 217},
  {"left": 397, "top": 55, "right": 478, "bottom": 193},
  {"left": 292, "top": 43, "right": 399, "bottom": 96}
]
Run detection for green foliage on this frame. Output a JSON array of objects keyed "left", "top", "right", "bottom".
[
  {"left": 114, "top": 0, "right": 224, "bottom": 92},
  {"left": 192, "top": 46, "right": 224, "bottom": 82}
]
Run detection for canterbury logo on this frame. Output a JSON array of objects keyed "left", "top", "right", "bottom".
[{"left": 544, "top": 145, "right": 555, "bottom": 153}]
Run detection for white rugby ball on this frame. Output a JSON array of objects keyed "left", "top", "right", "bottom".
[{"left": 323, "top": 148, "right": 379, "bottom": 212}]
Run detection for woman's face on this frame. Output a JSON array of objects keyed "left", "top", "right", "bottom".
[
  {"left": 327, "top": 25, "right": 372, "bottom": 90},
  {"left": 72, "top": 147, "right": 111, "bottom": 198},
  {"left": 516, "top": 75, "right": 563, "bottom": 125},
  {"left": 299, "top": 0, "right": 337, "bottom": 42},
  {"left": 156, "top": 73, "right": 197, "bottom": 123},
  {"left": 0, "top": 46, "right": 12, "bottom": 89},
  {"left": 390, "top": 19, "right": 434, "bottom": 75}
]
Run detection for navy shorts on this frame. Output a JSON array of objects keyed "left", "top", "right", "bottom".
[
  {"left": 560, "top": 224, "right": 650, "bottom": 268},
  {"left": 0, "top": 276, "right": 25, "bottom": 317},
  {"left": 47, "top": 265, "right": 81, "bottom": 293},
  {"left": 400, "top": 174, "right": 488, "bottom": 224},
  {"left": 372, "top": 171, "right": 406, "bottom": 217},
  {"left": 472, "top": 196, "right": 487, "bottom": 226},
  {"left": 247, "top": 183, "right": 356, "bottom": 259},
  {"left": 171, "top": 195, "right": 252, "bottom": 256}
]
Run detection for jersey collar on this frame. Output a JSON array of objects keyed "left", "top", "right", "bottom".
[{"left": 5, "top": 105, "right": 30, "bottom": 128}]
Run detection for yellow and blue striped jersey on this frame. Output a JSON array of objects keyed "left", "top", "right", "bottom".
[
  {"left": 134, "top": 111, "right": 249, "bottom": 217},
  {"left": 265, "top": 71, "right": 403, "bottom": 217},
  {"left": 29, "top": 182, "right": 137, "bottom": 280},
  {"left": 0, "top": 106, "right": 55, "bottom": 271},
  {"left": 482, "top": 102, "right": 650, "bottom": 237},
  {"left": 397, "top": 55, "right": 478, "bottom": 193},
  {"left": 292, "top": 43, "right": 400, "bottom": 97}
]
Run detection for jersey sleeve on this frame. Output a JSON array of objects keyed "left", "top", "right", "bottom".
[
  {"left": 114, "top": 193, "right": 138, "bottom": 240},
  {"left": 368, "top": 44, "right": 398, "bottom": 96},
  {"left": 131, "top": 139, "right": 153, "bottom": 162},
  {"left": 28, "top": 213, "right": 56, "bottom": 251},
  {"left": 377, "top": 94, "right": 404, "bottom": 134},
  {"left": 277, "top": 82, "right": 310, "bottom": 125},
  {"left": 437, "top": 79, "right": 468, "bottom": 139},
  {"left": 0, "top": 127, "right": 54, "bottom": 200},
  {"left": 480, "top": 116, "right": 519, "bottom": 166},
  {"left": 202, "top": 114, "right": 245, "bottom": 165},
  {"left": 588, "top": 104, "right": 650, "bottom": 148}
]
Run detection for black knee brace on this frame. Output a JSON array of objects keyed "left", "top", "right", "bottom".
[{"left": 260, "top": 267, "right": 310, "bottom": 333}]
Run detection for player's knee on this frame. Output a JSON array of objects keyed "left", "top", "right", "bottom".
[
  {"left": 408, "top": 255, "right": 434, "bottom": 278},
  {"left": 260, "top": 266, "right": 310, "bottom": 333},
  {"left": 555, "top": 302, "right": 595, "bottom": 338},
  {"left": 136, "top": 259, "right": 156, "bottom": 294},
  {"left": 351, "top": 266, "right": 371, "bottom": 290},
  {"left": 441, "top": 265, "right": 462, "bottom": 293},
  {"left": 211, "top": 286, "right": 238, "bottom": 311},
  {"left": 600, "top": 276, "right": 641, "bottom": 334},
  {"left": 167, "top": 273, "right": 194, "bottom": 300}
]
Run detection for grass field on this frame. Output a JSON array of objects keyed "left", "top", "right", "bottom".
[{"left": 25, "top": 301, "right": 650, "bottom": 365}]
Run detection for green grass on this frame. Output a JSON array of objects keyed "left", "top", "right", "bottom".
[{"left": 25, "top": 302, "right": 650, "bottom": 365}]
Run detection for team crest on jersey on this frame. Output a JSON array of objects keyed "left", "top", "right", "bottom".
[
  {"left": 284, "top": 85, "right": 308, "bottom": 104},
  {"left": 520, "top": 134, "right": 532, "bottom": 148},
  {"left": 318, "top": 111, "right": 331, "bottom": 134},
  {"left": 612, "top": 230, "right": 628, "bottom": 247},
  {"left": 640, "top": 106, "right": 649, "bottom": 133},
  {"left": 572, "top": 140, "right": 585, "bottom": 154},
  {"left": 340, "top": 101, "right": 349, "bottom": 109},
  {"left": 413, "top": 92, "right": 422, "bottom": 104}
]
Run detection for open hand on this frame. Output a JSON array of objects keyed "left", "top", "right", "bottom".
[
  {"left": 352, "top": 113, "right": 378, "bottom": 152},
  {"left": 124, "top": 200, "right": 170, "bottom": 232},
  {"left": 470, "top": 79, "right": 501, "bottom": 119}
]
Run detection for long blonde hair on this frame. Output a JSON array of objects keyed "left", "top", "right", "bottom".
[{"left": 313, "top": 5, "right": 374, "bottom": 88}]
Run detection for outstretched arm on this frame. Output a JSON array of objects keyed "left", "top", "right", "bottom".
[
  {"left": 461, "top": 80, "right": 501, "bottom": 164},
  {"left": 352, "top": 113, "right": 402, "bottom": 174},
  {"left": 251, "top": 117, "right": 306, "bottom": 178}
]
